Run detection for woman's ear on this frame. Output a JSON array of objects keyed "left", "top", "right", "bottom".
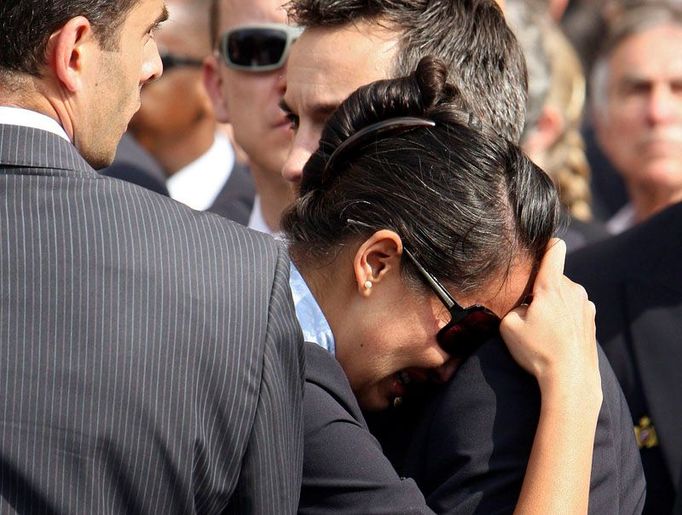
[{"left": 352, "top": 230, "right": 403, "bottom": 297}]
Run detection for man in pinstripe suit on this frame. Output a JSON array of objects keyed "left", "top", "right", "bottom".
[{"left": 0, "top": 0, "right": 306, "bottom": 513}]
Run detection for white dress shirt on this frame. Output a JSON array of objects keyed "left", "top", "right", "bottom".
[
  {"left": 247, "top": 196, "right": 275, "bottom": 235},
  {"left": 166, "top": 132, "right": 235, "bottom": 211},
  {"left": 607, "top": 203, "right": 636, "bottom": 234},
  {"left": 0, "top": 106, "right": 71, "bottom": 142}
]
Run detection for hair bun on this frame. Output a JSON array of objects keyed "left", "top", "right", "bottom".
[
  {"left": 303, "top": 56, "right": 468, "bottom": 193},
  {"left": 414, "top": 56, "right": 459, "bottom": 110}
]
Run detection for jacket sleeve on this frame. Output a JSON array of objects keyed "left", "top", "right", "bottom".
[
  {"left": 409, "top": 339, "right": 540, "bottom": 515},
  {"left": 226, "top": 242, "right": 306, "bottom": 513}
]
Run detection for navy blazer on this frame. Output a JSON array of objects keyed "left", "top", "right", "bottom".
[
  {"left": 207, "top": 160, "right": 256, "bottom": 226},
  {"left": 102, "top": 136, "right": 256, "bottom": 225},
  {"left": 371, "top": 339, "right": 645, "bottom": 514}
]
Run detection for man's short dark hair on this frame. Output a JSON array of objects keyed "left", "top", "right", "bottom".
[
  {"left": 286, "top": 0, "right": 528, "bottom": 143},
  {"left": 0, "top": 0, "right": 139, "bottom": 78}
]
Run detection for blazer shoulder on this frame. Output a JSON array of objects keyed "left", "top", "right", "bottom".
[
  {"left": 301, "top": 343, "right": 432, "bottom": 515},
  {"left": 208, "top": 161, "right": 256, "bottom": 225},
  {"left": 304, "top": 342, "right": 364, "bottom": 423},
  {"left": 568, "top": 201, "right": 682, "bottom": 285}
]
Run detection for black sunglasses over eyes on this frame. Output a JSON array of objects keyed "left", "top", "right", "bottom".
[
  {"left": 218, "top": 23, "right": 303, "bottom": 72},
  {"left": 401, "top": 248, "right": 500, "bottom": 358}
]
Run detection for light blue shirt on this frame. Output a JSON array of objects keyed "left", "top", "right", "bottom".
[{"left": 289, "top": 263, "right": 335, "bottom": 354}]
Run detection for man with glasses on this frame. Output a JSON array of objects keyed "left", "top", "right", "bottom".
[
  {"left": 106, "top": 0, "right": 256, "bottom": 224},
  {"left": 204, "top": 0, "right": 296, "bottom": 233}
]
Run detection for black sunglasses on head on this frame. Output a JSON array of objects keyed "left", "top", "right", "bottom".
[{"left": 218, "top": 23, "right": 303, "bottom": 72}]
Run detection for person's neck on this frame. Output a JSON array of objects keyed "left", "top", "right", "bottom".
[
  {"left": 250, "top": 163, "right": 295, "bottom": 232},
  {"left": 135, "top": 120, "right": 217, "bottom": 177},
  {"left": 628, "top": 181, "right": 682, "bottom": 223},
  {"left": 1, "top": 81, "right": 75, "bottom": 140},
  {"left": 296, "top": 261, "right": 340, "bottom": 335}
]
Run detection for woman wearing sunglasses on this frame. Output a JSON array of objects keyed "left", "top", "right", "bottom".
[{"left": 286, "top": 58, "right": 608, "bottom": 514}]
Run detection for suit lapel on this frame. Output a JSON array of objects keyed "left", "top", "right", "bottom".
[
  {"left": 626, "top": 278, "right": 682, "bottom": 485},
  {"left": 208, "top": 161, "right": 255, "bottom": 225},
  {"left": 0, "top": 124, "right": 92, "bottom": 175}
]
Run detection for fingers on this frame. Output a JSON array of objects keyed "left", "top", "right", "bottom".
[
  {"left": 534, "top": 238, "right": 567, "bottom": 290},
  {"left": 499, "top": 250, "right": 599, "bottom": 385}
]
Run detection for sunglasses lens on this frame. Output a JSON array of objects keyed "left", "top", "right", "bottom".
[
  {"left": 227, "top": 28, "right": 288, "bottom": 68},
  {"left": 436, "top": 310, "right": 500, "bottom": 358}
]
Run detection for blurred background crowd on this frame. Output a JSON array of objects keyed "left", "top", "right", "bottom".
[{"left": 104, "top": 0, "right": 682, "bottom": 251}]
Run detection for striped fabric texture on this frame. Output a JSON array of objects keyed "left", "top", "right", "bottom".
[{"left": 0, "top": 124, "right": 305, "bottom": 514}]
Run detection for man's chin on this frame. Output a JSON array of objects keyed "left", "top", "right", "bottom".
[
  {"left": 639, "top": 159, "right": 682, "bottom": 185},
  {"left": 81, "top": 146, "right": 118, "bottom": 171}
]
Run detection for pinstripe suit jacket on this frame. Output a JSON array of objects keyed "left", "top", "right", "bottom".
[{"left": 0, "top": 124, "right": 305, "bottom": 514}]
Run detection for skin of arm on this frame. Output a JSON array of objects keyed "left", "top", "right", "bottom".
[{"left": 501, "top": 239, "right": 603, "bottom": 514}]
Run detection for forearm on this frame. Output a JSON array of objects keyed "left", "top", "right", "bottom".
[{"left": 514, "top": 381, "right": 602, "bottom": 515}]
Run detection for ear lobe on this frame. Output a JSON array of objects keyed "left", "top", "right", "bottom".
[
  {"left": 49, "top": 16, "right": 95, "bottom": 93},
  {"left": 203, "top": 56, "right": 231, "bottom": 123},
  {"left": 352, "top": 230, "right": 403, "bottom": 296}
]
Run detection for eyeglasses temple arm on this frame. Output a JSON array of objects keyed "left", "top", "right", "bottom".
[
  {"left": 401, "top": 248, "right": 465, "bottom": 313},
  {"left": 346, "top": 218, "right": 464, "bottom": 313}
]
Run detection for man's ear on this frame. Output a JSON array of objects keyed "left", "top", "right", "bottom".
[
  {"left": 48, "top": 16, "right": 96, "bottom": 93},
  {"left": 352, "top": 229, "right": 403, "bottom": 297},
  {"left": 203, "top": 55, "right": 231, "bottom": 122},
  {"left": 523, "top": 105, "right": 565, "bottom": 161}
]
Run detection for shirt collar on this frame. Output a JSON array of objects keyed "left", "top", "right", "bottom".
[
  {"left": 0, "top": 106, "right": 71, "bottom": 142},
  {"left": 289, "top": 263, "right": 335, "bottom": 354},
  {"left": 607, "top": 203, "right": 636, "bottom": 235}
]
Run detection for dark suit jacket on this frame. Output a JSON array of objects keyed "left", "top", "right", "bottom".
[
  {"left": 207, "top": 160, "right": 256, "bottom": 226},
  {"left": 568, "top": 201, "right": 682, "bottom": 514},
  {"left": 102, "top": 135, "right": 256, "bottom": 226},
  {"left": 301, "top": 342, "right": 431, "bottom": 514},
  {"left": 0, "top": 124, "right": 305, "bottom": 514},
  {"left": 560, "top": 215, "right": 609, "bottom": 252},
  {"left": 372, "top": 339, "right": 645, "bottom": 514},
  {"left": 100, "top": 133, "right": 169, "bottom": 196}
]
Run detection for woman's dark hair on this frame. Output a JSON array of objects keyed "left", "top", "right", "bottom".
[{"left": 282, "top": 57, "right": 561, "bottom": 296}]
